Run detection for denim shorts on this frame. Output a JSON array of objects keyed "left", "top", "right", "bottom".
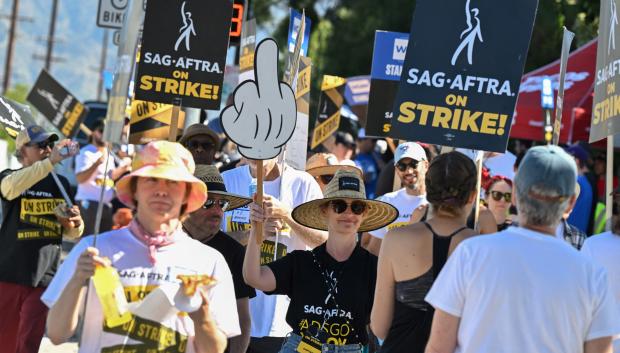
[{"left": 278, "top": 333, "right": 365, "bottom": 353}]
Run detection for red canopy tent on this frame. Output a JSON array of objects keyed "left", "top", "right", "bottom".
[{"left": 510, "top": 39, "right": 597, "bottom": 144}]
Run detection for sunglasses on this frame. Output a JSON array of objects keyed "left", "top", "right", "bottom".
[
  {"left": 490, "top": 191, "right": 512, "bottom": 202},
  {"left": 396, "top": 160, "right": 419, "bottom": 172},
  {"left": 187, "top": 140, "right": 215, "bottom": 151},
  {"left": 317, "top": 174, "right": 334, "bottom": 185},
  {"left": 202, "top": 199, "right": 230, "bottom": 211},
  {"left": 28, "top": 140, "right": 54, "bottom": 149},
  {"left": 329, "top": 199, "right": 367, "bottom": 215}
]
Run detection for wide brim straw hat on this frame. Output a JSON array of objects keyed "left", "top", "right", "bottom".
[
  {"left": 194, "top": 164, "right": 251, "bottom": 211},
  {"left": 305, "top": 153, "right": 363, "bottom": 178},
  {"left": 116, "top": 141, "right": 207, "bottom": 213},
  {"left": 292, "top": 169, "right": 398, "bottom": 232}
]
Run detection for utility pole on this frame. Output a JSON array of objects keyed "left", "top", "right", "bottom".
[
  {"left": 97, "top": 30, "right": 109, "bottom": 101},
  {"left": 33, "top": 0, "right": 64, "bottom": 70},
  {"left": 3, "top": 0, "right": 20, "bottom": 94},
  {"left": 44, "top": 0, "right": 59, "bottom": 71}
]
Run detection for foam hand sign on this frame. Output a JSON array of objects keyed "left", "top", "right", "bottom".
[{"left": 221, "top": 39, "right": 297, "bottom": 160}]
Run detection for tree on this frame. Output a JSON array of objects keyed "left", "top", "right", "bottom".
[{"left": 0, "top": 83, "right": 32, "bottom": 153}]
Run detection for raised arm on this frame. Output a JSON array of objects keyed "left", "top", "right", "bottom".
[{"left": 242, "top": 201, "right": 276, "bottom": 292}]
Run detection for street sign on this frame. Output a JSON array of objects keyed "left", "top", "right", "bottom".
[
  {"left": 97, "top": 0, "right": 146, "bottom": 29},
  {"left": 112, "top": 30, "right": 120, "bottom": 45}
]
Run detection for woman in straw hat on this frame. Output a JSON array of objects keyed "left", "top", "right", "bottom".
[
  {"left": 42, "top": 141, "right": 239, "bottom": 353},
  {"left": 243, "top": 169, "right": 398, "bottom": 353},
  {"left": 370, "top": 152, "right": 479, "bottom": 353}
]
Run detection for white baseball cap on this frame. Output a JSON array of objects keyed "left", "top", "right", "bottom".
[{"left": 394, "top": 142, "right": 426, "bottom": 164}]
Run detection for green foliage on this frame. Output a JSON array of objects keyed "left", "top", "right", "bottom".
[
  {"left": 0, "top": 83, "right": 32, "bottom": 153},
  {"left": 4, "top": 83, "right": 30, "bottom": 104}
]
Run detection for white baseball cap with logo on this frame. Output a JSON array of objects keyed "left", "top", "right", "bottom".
[{"left": 394, "top": 142, "right": 426, "bottom": 164}]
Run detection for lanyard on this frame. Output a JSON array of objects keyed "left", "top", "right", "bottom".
[{"left": 310, "top": 250, "right": 361, "bottom": 344}]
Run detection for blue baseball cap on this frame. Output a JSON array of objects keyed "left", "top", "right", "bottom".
[
  {"left": 515, "top": 145, "right": 577, "bottom": 200},
  {"left": 564, "top": 144, "right": 589, "bottom": 163},
  {"left": 15, "top": 125, "right": 58, "bottom": 150}
]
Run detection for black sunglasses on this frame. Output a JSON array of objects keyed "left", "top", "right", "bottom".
[
  {"left": 28, "top": 140, "right": 54, "bottom": 149},
  {"left": 317, "top": 174, "right": 334, "bottom": 185},
  {"left": 202, "top": 199, "right": 230, "bottom": 211},
  {"left": 187, "top": 140, "right": 215, "bottom": 151},
  {"left": 396, "top": 160, "right": 418, "bottom": 172},
  {"left": 329, "top": 199, "right": 367, "bottom": 215},
  {"left": 490, "top": 191, "right": 512, "bottom": 202}
]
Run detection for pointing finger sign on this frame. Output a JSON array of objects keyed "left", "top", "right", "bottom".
[
  {"left": 255, "top": 39, "right": 280, "bottom": 98},
  {"left": 221, "top": 38, "right": 297, "bottom": 160}
]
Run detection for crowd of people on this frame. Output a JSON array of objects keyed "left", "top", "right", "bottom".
[{"left": 0, "top": 120, "right": 618, "bottom": 353}]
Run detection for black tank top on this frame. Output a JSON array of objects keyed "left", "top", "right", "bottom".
[{"left": 379, "top": 222, "right": 466, "bottom": 353}]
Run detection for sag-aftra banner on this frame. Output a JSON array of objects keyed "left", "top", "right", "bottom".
[{"left": 389, "top": 0, "right": 538, "bottom": 152}]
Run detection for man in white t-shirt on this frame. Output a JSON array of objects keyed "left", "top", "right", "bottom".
[
  {"left": 42, "top": 141, "right": 240, "bottom": 353},
  {"left": 74, "top": 120, "right": 130, "bottom": 235},
  {"left": 221, "top": 156, "right": 326, "bottom": 353},
  {"left": 425, "top": 145, "right": 620, "bottom": 353},
  {"left": 365, "top": 142, "right": 428, "bottom": 256}
]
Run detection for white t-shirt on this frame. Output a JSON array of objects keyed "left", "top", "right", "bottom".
[
  {"left": 426, "top": 227, "right": 620, "bottom": 353},
  {"left": 369, "top": 188, "right": 427, "bottom": 239},
  {"left": 41, "top": 228, "right": 240, "bottom": 353},
  {"left": 74, "top": 144, "right": 117, "bottom": 204},
  {"left": 221, "top": 164, "right": 323, "bottom": 338},
  {"left": 582, "top": 231, "right": 620, "bottom": 352}
]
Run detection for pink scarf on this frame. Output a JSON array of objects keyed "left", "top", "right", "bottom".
[{"left": 129, "top": 219, "right": 180, "bottom": 264}]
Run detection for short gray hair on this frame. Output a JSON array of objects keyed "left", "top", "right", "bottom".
[{"left": 516, "top": 183, "right": 570, "bottom": 227}]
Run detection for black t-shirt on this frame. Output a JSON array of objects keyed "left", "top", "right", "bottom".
[
  {"left": 205, "top": 231, "right": 256, "bottom": 299},
  {"left": 0, "top": 168, "right": 74, "bottom": 287},
  {"left": 266, "top": 243, "right": 377, "bottom": 346}
]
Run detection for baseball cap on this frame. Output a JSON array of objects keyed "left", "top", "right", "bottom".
[
  {"left": 15, "top": 125, "right": 59, "bottom": 150},
  {"left": 394, "top": 142, "right": 426, "bottom": 164},
  {"left": 564, "top": 144, "right": 589, "bottom": 163},
  {"left": 515, "top": 145, "right": 577, "bottom": 200}
]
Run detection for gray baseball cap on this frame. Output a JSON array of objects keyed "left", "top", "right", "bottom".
[{"left": 515, "top": 145, "right": 577, "bottom": 200}]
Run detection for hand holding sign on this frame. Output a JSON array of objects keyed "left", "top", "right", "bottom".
[
  {"left": 222, "top": 38, "right": 296, "bottom": 244},
  {"left": 221, "top": 38, "right": 297, "bottom": 160}
]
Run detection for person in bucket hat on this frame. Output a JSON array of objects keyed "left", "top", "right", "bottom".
[
  {"left": 243, "top": 169, "right": 398, "bottom": 353},
  {"left": 42, "top": 141, "right": 240, "bottom": 353},
  {"left": 184, "top": 165, "right": 255, "bottom": 353}
]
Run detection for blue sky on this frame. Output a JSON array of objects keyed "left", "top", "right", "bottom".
[{"left": 0, "top": 0, "right": 117, "bottom": 101}]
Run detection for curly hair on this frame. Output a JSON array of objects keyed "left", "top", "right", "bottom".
[{"left": 426, "top": 152, "right": 477, "bottom": 217}]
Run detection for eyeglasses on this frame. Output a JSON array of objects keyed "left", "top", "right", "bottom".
[
  {"left": 317, "top": 174, "right": 334, "bottom": 185},
  {"left": 329, "top": 199, "right": 367, "bottom": 215},
  {"left": 202, "top": 199, "right": 230, "bottom": 211},
  {"left": 28, "top": 140, "right": 54, "bottom": 149},
  {"left": 187, "top": 140, "right": 215, "bottom": 151},
  {"left": 490, "top": 191, "right": 512, "bottom": 202},
  {"left": 396, "top": 160, "right": 418, "bottom": 172}
]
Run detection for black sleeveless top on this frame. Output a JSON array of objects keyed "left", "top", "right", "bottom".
[{"left": 379, "top": 222, "right": 466, "bottom": 353}]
